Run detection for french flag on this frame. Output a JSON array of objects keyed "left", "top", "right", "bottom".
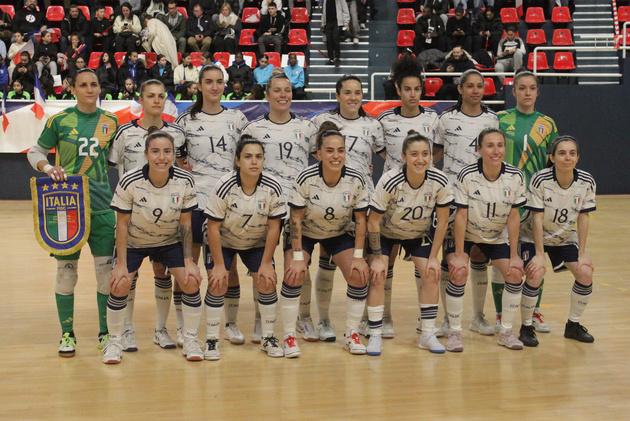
[
  {"left": 31, "top": 73, "right": 46, "bottom": 120},
  {"left": 516, "top": 0, "right": 523, "bottom": 17},
  {"left": 2, "top": 86, "right": 9, "bottom": 132},
  {"left": 72, "top": 44, "right": 86, "bottom": 59},
  {"left": 130, "top": 92, "right": 178, "bottom": 123}
]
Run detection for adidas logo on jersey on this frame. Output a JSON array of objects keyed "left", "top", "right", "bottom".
[
  {"left": 312, "top": 194, "right": 320, "bottom": 200},
  {"left": 473, "top": 190, "right": 481, "bottom": 195},
  {"left": 398, "top": 197, "right": 404, "bottom": 203},
  {"left": 197, "top": 126, "right": 204, "bottom": 131},
  {"left": 393, "top": 127, "right": 400, "bottom": 133},
  {"left": 455, "top": 126, "right": 463, "bottom": 131},
  {"left": 545, "top": 197, "right": 553, "bottom": 202},
  {"left": 70, "top": 128, "right": 79, "bottom": 135},
  {"left": 140, "top": 197, "right": 147, "bottom": 202},
  {"left": 134, "top": 142, "right": 142, "bottom": 148},
  {"left": 263, "top": 134, "right": 271, "bottom": 139},
  {"left": 231, "top": 203, "right": 238, "bottom": 209}
]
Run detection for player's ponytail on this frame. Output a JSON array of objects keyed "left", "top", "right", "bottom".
[
  {"left": 145, "top": 130, "right": 175, "bottom": 151},
  {"left": 402, "top": 129, "right": 430, "bottom": 155},
  {"left": 316, "top": 121, "right": 343, "bottom": 150}
]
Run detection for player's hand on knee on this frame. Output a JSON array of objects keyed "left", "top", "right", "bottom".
[
  {"left": 369, "top": 257, "right": 387, "bottom": 285},
  {"left": 351, "top": 258, "right": 369, "bottom": 286},
  {"left": 526, "top": 254, "right": 545, "bottom": 279},
  {"left": 208, "top": 265, "right": 228, "bottom": 290},
  {"left": 425, "top": 256, "right": 441, "bottom": 281},
  {"left": 257, "top": 262, "right": 277, "bottom": 290},
  {"left": 507, "top": 256, "right": 524, "bottom": 279}
]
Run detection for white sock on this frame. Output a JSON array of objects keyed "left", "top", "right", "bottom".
[
  {"left": 445, "top": 281, "right": 465, "bottom": 331},
  {"left": 299, "top": 271, "right": 312, "bottom": 318},
  {"left": 123, "top": 274, "right": 137, "bottom": 331},
  {"left": 181, "top": 292, "right": 202, "bottom": 339},
  {"left": 154, "top": 276, "right": 172, "bottom": 330},
  {"left": 569, "top": 280, "right": 592, "bottom": 322},
  {"left": 224, "top": 285, "right": 240, "bottom": 325},
  {"left": 315, "top": 257, "right": 336, "bottom": 321},
  {"left": 501, "top": 282, "right": 522, "bottom": 330},
  {"left": 384, "top": 266, "right": 394, "bottom": 318},
  {"left": 346, "top": 285, "right": 368, "bottom": 332},
  {"left": 173, "top": 291, "right": 184, "bottom": 329},
  {"left": 367, "top": 305, "right": 384, "bottom": 336},
  {"left": 420, "top": 304, "right": 438, "bottom": 333},
  {"left": 258, "top": 291, "right": 278, "bottom": 338},
  {"left": 520, "top": 283, "right": 540, "bottom": 326},
  {"left": 107, "top": 294, "right": 127, "bottom": 341},
  {"left": 281, "top": 282, "right": 301, "bottom": 335},
  {"left": 204, "top": 292, "right": 223, "bottom": 339},
  {"left": 470, "top": 261, "right": 488, "bottom": 316}
]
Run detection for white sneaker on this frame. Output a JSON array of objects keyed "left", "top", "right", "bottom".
[
  {"left": 154, "top": 328, "right": 176, "bottom": 349},
  {"left": 102, "top": 340, "right": 123, "bottom": 364},
  {"left": 182, "top": 337, "right": 204, "bottom": 361},
  {"left": 382, "top": 315, "right": 395, "bottom": 338},
  {"left": 353, "top": 37, "right": 359, "bottom": 44},
  {"left": 532, "top": 312, "right": 551, "bottom": 333},
  {"left": 261, "top": 336, "right": 284, "bottom": 358},
  {"left": 251, "top": 318, "right": 262, "bottom": 344},
  {"left": 204, "top": 338, "right": 221, "bottom": 360},
  {"left": 223, "top": 323, "right": 245, "bottom": 345},
  {"left": 495, "top": 314, "right": 502, "bottom": 333},
  {"left": 418, "top": 330, "right": 446, "bottom": 354},
  {"left": 469, "top": 313, "right": 496, "bottom": 336},
  {"left": 318, "top": 319, "right": 336, "bottom": 342},
  {"left": 58, "top": 332, "right": 76, "bottom": 358},
  {"left": 446, "top": 329, "right": 464, "bottom": 352},
  {"left": 497, "top": 329, "right": 524, "bottom": 350},
  {"left": 366, "top": 334, "right": 383, "bottom": 356},
  {"left": 344, "top": 331, "right": 367, "bottom": 355},
  {"left": 283, "top": 333, "right": 301, "bottom": 358},
  {"left": 296, "top": 316, "right": 319, "bottom": 342},
  {"left": 121, "top": 329, "right": 138, "bottom": 352},
  {"left": 176, "top": 327, "right": 184, "bottom": 348},
  {"left": 360, "top": 23, "right": 366, "bottom": 29},
  {"left": 435, "top": 317, "right": 449, "bottom": 338},
  {"left": 358, "top": 318, "right": 370, "bottom": 337}
]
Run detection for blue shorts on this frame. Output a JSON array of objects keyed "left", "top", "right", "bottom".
[
  {"left": 381, "top": 236, "right": 432, "bottom": 259},
  {"left": 520, "top": 242, "right": 578, "bottom": 272},
  {"left": 191, "top": 210, "right": 206, "bottom": 244},
  {"left": 204, "top": 245, "right": 266, "bottom": 273},
  {"left": 126, "top": 243, "right": 185, "bottom": 273},
  {"left": 442, "top": 240, "right": 511, "bottom": 261},
  {"left": 285, "top": 233, "right": 355, "bottom": 257}
]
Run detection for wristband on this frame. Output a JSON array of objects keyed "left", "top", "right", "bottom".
[
  {"left": 43, "top": 164, "right": 53, "bottom": 173},
  {"left": 293, "top": 251, "right": 304, "bottom": 261},
  {"left": 353, "top": 249, "right": 364, "bottom": 258}
]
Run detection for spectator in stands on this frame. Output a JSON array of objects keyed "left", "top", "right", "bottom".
[
  {"left": 200, "top": 51, "right": 230, "bottom": 85},
  {"left": 472, "top": 6, "right": 503, "bottom": 55},
  {"left": 13, "top": 0, "right": 48, "bottom": 45},
  {"left": 284, "top": 52, "right": 305, "bottom": 99},
  {"left": 0, "top": 8, "right": 13, "bottom": 50},
  {"left": 7, "top": 32, "right": 26, "bottom": 81},
  {"left": 253, "top": 54, "right": 274, "bottom": 86},
  {"left": 223, "top": 80, "right": 246, "bottom": 99},
  {"left": 426, "top": 0, "right": 449, "bottom": 27},
  {"left": 345, "top": 0, "right": 360, "bottom": 45},
  {"left": 142, "top": 14, "right": 179, "bottom": 67},
  {"left": 67, "top": 56, "right": 88, "bottom": 79},
  {"left": 414, "top": 6, "right": 446, "bottom": 54},
  {"left": 118, "top": 50, "right": 148, "bottom": 89},
  {"left": 34, "top": 32, "right": 58, "bottom": 78},
  {"left": 61, "top": 5, "right": 89, "bottom": 54},
  {"left": 114, "top": 2, "right": 143, "bottom": 53},
  {"left": 321, "top": 0, "right": 350, "bottom": 66},
  {"left": 436, "top": 44, "right": 474, "bottom": 99},
  {"left": 174, "top": 51, "right": 200, "bottom": 86},
  {"left": 187, "top": 4, "right": 216, "bottom": 53},
  {"left": 174, "top": 80, "right": 197, "bottom": 100},
  {"left": 227, "top": 51, "right": 253, "bottom": 92},
  {"left": 494, "top": 25, "right": 525, "bottom": 84},
  {"left": 357, "top": 0, "right": 377, "bottom": 28},
  {"left": 256, "top": 2, "right": 285, "bottom": 57},
  {"left": 446, "top": 5, "right": 472, "bottom": 52},
  {"left": 212, "top": 3, "right": 241, "bottom": 54},
  {"left": 67, "top": 33, "right": 88, "bottom": 74},
  {"left": 159, "top": 1, "right": 188, "bottom": 54},
  {"left": 12, "top": 51, "right": 35, "bottom": 94},
  {"left": 0, "top": 56, "right": 8, "bottom": 92},
  {"left": 8, "top": 79, "right": 30, "bottom": 99},
  {"left": 90, "top": 6, "right": 114, "bottom": 53},
  {"left": 148, "top": 53, "right": 175, "bottom": 93},
  {"left": 118, "top": 77, "right": 140, "bottom": 100},
  {"left": 57, "top": 77, "right": 76, "bottom": 100},
  {"left": 261, "top": 0, "right": 283, "bottom": 14},
  {"left": 96, "top": 52, "right": 119, "bottom": 98},
  {"left": 189, "top": 0, "right": 223, "bottom": 18},
  {"left": 246, "top": 83, "right": 265, "bottom": 100}
]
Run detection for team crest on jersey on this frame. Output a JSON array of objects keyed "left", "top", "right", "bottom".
[
  {"left": 538, "top": 125, "right": 545, "bottom": 136},
  {"left": 102, "top": 124, "right": 109, "bottom": 135},
  {"left": 522, "top": 250, "right": 530, "bottom": 261},
  {"left": 362, "top": 127, "right": 370, "bottom": 136},
  {"left": 574, "top": 195, "right": 581, "bottom": 205},
  {"left": 343, "top": 192, "right": 352, "bottom": 202},
  {"left": 31, "top": 175, "right": 91, "bottom": 256},
  {"left": 172, "top": 194, "right": 180, "bottom": 204},
  {"left": 258, "top": 201, "right": 267, "bottom": 210},
  {"left": 424, "top": 193, "right": 432, "bottom": 202},
  {"left": 423, "top": 123, "right": 431, "bottom": 134},
  {"left": 294, "top": 130, "right": 303, "bottom": 140},
  {"left": 227, "top": 122, "right": 235, "bottom": 130},
  {"left": 504, "top": 189, "right": 511, "bottom": 198}
]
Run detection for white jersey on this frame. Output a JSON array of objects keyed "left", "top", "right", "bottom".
[
  {"left": 435, "top": 106, "right": 499, "bottom": 184},
  {"left": 174, "top": 106, "right": 248, "bottom": 209},
  {"left": 311, "top": 110, "right": 385, "bottom": 191},
  {"left": 204, "top": 170, "right": 285, "bottom": 250},
  {"left": 521, "top": 167, "right": 596, "bottom": 247},
  {"left": 454, "top": 160, "right": 526, "bottom": 244},
  {"left": 110, "top": 165, "right": 197, "bottom": 248},
  {"left": 242, "top": 113, "right": 318, "bottom": 204},
  {"left": 289, "top": 163, "right": 370, "bottom": 240},
  {"left": 377, "top": 106, "right": 439, "bottom": 172},
  {"left": 108, "top": 119, "right": 186, "bottom": 177},
  {"left": 370, "top": 167, "right": 453, "bottom": 240}
]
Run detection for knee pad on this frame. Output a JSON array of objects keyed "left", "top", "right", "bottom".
[
  {"left": 94, "top": 256, "right": 114, "bottom": 295},
  {"left": 55, "top": 260, "right": 79, "bottom": 295}
]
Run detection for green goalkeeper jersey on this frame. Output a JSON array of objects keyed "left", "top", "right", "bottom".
[
  {"left": 37, "top": 106, "right": 119, "bottom": 213},
  {"left": 498, "top": 108, "right": 558, "bottom": 186}
]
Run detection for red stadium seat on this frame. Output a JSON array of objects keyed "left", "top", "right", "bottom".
[
  {"left": 239, "top": 29, "right": 258, "bottom": 45},
  {"left": 483, "top": 78, "right": 496, "bottom": 97},
  {"left": 525, "top": 7, "right": 545, "bottom": 24},
  {"left": 143, "top": 52, "right": 157, "bottom": 68},
  {"left": 287, "top": 29, "right": 307, "bottom": 46},
  {"left": 397, "top": 8, "right": 416, "bottom": 26},
  {"left": 397, "top": 30, "right": 415, "bottom": 47},
  {"left": 88, "top": 52, "right": 103, "bottom": 69},
  {"left": 177, "top": 7, "right": 188, "bottom": 19},
  {"left": 554, "top": 52, "right": 575, "bottom": 70},
  {"left": 242, "top": 7, "right": 261, "bottom": 24},
  {"left": 213, "top": 52, "right": 230, "bottom": 67},
  {"left": 291, "top": 7, "right": 309, "bottom": 24},
  {"left": 114, "top": 52, "right": 126, "bottom": 67},
  {"left": 500, "top": 8, "right": 519, "bottom": 24},
  {"left": 504, "top": 77, "right": 514, "bottom": 85},
  {"left": 552, "top": 29, "right": 573, "bottom": 46},
  {"left": 78, "top": 5, "right": 90, "bottom": 20},
  {"left": 190, "top": 52, "right": 204, "bottom": 67},
  {"left": 526, "top": 29, "right": 546, "bottom": 46},
  {"left": 242, "top": 52, "right": 257, "bottom": 68},
  {"left": 104, "top": 6, "right": 114, "bottom": 19},
  {"left": 527, "top": 52, "right": 549, "bottom": 70},
  {"left": 50, "top": 27, "right": 61, "bottom": 43},
  {"left": 0, "top": 5, "right": 15, "bottom": 19},
  {"left": 177, "top": 52, "right": 182, "bottom": 64},
  {"left": 424, "top": 78, "right": 443, "bottom": 97},
  {"left": 265, "top": 52, "right": 281, "bottom": 68},
  {"left": 551, "top": 6, "right": 572, "bottom": 23},
  {"left": 619, "top": 6, "right": 630, "bottom": 23},
  {"left": 46, "top": 6, "right": 65, "bottom": 22}
]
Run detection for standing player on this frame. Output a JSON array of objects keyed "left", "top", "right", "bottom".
[
  {"left": 174, "top": 64, "right": 248, "bottom": 346},
  {"left": 519, "top": 136, "right": 596, "bottom": 346},
  {"left": 310, "top": 75, "right": 385, "bottom": 342},
  {"left": 203, "top": 137, "right": 286, "bottom": 359},
  {"left": 242, "top": 74, "right": 319, "bottom": 343},
  {"left": 283, "top": 122, "right": 371, "bottom": 355},
  {"left": 367, "top": 131, "right": 452, "bottom": 355},
  {"left": 448, "top": 129, "right": 526, "bottom": 352},
  {"left": 492, "top": 69, "right": 559, "bottom": 333},
  {"left": 108, "top": 79, "right": 186, "bottom": 352},
  {"left": 27, "top": 68, "right": 119, "bottom": 357},
  {"left": 433, "top": 69, "right": 499, "bottom": 338},
  {"left": 372, "top": 55, "right": 440, "bottom": 339},
  {"left": 105, "top": 130, "right": 203, "bottom": 364}
]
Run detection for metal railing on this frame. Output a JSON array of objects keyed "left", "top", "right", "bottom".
[{"left": 623, "top": 21, "right": 629, "bottom": 58}]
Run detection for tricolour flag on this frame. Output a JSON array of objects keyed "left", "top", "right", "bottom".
[
  {"left": 516, "top": 0, "right": 523, "bottom": 17},
  {"left": 343, "top": 194, "right": 351, "bottom": 201},
  {"left": 129, "top": 92, "right": 179, "bottom": 122},
  {"left": 31, "top": 73, "right": 46, "bottom": 120},
  {"left": 12, "top": 40, "right": 34, "bottom": 66},
  {"left": 72, "top": 44, "right": 86, "bottom": 59},
  {"left": 2, "top": 86, "right": 9, "bottom": 132}
]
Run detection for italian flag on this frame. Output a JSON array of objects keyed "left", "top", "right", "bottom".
[
  {"left": 343, "top": 194, "right": 351, "bottom": 201},
  {"left": 46, "top": 209, "right": 78, "bottom": 242}
]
